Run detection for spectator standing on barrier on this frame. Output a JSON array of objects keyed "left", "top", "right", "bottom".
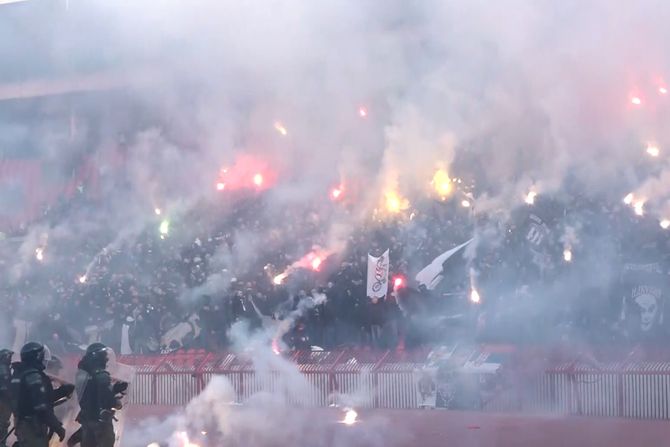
[
  {"left": 73, "top": 343, "right": 127, "bottom": 447},
  {"left": 11, "top": 342, "right": 72, "bottom": 447},
  {"left": 0, "top": 349, "right": 12, "bottom": 444}
]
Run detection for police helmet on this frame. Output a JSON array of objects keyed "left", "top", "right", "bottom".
[
  {"left": 20, "top": 342, "right": 50, "bottom": 369},
  {"left": 84, "top": 342, "right": 109, "bottom": 368}
]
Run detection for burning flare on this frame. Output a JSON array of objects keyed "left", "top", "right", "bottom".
[
  {"left": 623, "top": 193, "right": 634, "bottom": 205},
  {"left": 35, "top": 248, "right": 44, "bottom": 262},
  {"left": 470, "top": 288, "right": 481, "bottom": 304},
  {"left": 273, "top": 273, "right": 288, "bottom": 285},
  {"left": 633, "top": 200, "right": 645, "bottom": 216},
  {"left": 216, "top": 182, "right": 226, "bottom": 191},
  {"left": 274, "top": 122, "right": 288, "bottom": 136},
  {"left": 563, "top": 248, "right": 573, "bottom": 262},
  {"left": 341, "top": 408, "right": 358, "bottom": 425},
  {"left": 524, "top": 190, "right": 537, "bottom": 205},
  {"left": 253, "top": 173, "right": 264, "bottom": 187},
  {"left": 159, "top": 219, "right": 170, "bottom": 236},
  {"left": 384, "top": 191, "right": 409, "bottom": 213},
  {"left": 78, "top": 275, "right": 87, "bottom": 284},
  {"left": 646, "top": 144, "right": 660, "bottom": 157},
  {"left": 432, "top": 169, "right": 452, "bottom": 198},
  {"left": 661, "top": 219, "right": 670, "bottom": 230},
  {"left": 331, "top": 186, "right": 343, "bottom": 200},
  {"left": 631, "top": 96, "right": 642, "bottom": 105},
  {"left": 272, "top": 338, "right": 281, "bottom": 355},
  {"left": 358, "top": 106, "right": 368, "bottom": 118},
  {"left": 176, "top": 431, "right": 200, "bottom": 447}
]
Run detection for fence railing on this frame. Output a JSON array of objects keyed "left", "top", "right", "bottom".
[{"left": 118, "top": 347, "right": 670, "bottom": 420}]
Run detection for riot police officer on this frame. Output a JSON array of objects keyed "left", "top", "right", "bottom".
[
  {"left": 75, "top": 343, "right": 126, "bottom": 447},
  {"left": 0, "top": 349, "right": 12, "bottom": 444},
  {"left": 12, "top": 342, "right": 71, "bottom": 447}
]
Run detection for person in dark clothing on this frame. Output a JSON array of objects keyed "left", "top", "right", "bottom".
[
  {"left": 11, "top": 342, "right": 72, "bottom": 447},
  {"left": 0, "top": 349, "right": 12, "bottom": 444},
  {"left": 71, "top": 343, "right": 126, "bottom": 447}
]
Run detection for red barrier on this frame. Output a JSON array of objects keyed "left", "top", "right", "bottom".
[{"left": 117, "top": 347, "right": 670, "bottom": 420}]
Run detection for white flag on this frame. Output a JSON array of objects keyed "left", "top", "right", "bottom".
[
  {"left": 367, "top": 249, "right": 390, "bottom": 299},
  {"left": 415, "top": 239, "right": 472, "bottom": 290}
]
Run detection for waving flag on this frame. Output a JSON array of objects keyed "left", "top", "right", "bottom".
[{"left": 415, "top": 239, "right": 472, "bottom": 290}]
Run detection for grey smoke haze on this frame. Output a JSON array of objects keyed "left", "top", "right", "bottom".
[
  {"left": 1, "top": 0, "right": 669, "bottom": 443},
  {"left": 122, "top": 323, "right": 403, "bottom": 447},
  {"left": 0, "top": 0, "right": 666, "bottom": 344},
  {"left": 0, "top": 0, "right": 668, "bottom": 257}
]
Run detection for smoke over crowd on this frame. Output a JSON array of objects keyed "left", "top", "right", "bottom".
[{"left": 1, "top": 0, "right": 670, "bottom": 442}]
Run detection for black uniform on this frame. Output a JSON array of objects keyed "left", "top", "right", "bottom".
[
  {"left": 75, "top": 343, "right": 125, "bottom": 447},
  {"left": 0, "top": 349, "right": 12, "bottom": 443},
  {"left": 12, "top": 342, "right": 68, "bottom": 447}
]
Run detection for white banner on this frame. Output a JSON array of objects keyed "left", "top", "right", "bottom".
[
  {"left": 415, "top": 239, "right": 472, "bottom": 290},
  {"left": 367, "top": 249, "right": 390, "bottom": 299}
]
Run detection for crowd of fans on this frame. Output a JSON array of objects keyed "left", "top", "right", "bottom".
[{"left": 0, "top": 165, "right": 668, "bottom": 357}]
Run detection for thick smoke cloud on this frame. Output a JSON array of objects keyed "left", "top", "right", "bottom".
[
  {"left": 1, "top": 0, "right": 670, "bottom": 437},
  {"left": 2, "top": 0, "right": 669, "bottom": 266},
  {"left": 123, "top": 324, "right": 405, "bottom": 447}
]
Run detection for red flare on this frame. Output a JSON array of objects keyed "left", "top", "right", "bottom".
[
  {"left": 331, "top": 187, "right": 343, "bottom": 200},
  {"left": 253, "top": 173, "right": 264, "bottom": 187}
]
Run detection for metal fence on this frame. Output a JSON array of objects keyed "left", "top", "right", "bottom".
[{"left": 119, "top": 348, "right": 670, "bottom": 419}]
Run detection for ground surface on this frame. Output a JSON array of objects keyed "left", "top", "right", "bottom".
[{"left": 123, "top": 405, "right": 670, "bottom": 446}]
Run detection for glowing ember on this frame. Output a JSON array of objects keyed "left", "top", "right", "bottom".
[
  {"left": 154, "top": 207, "right": 162, "bottom": 215},
  {"left": 216, "top": 182, "right": 226, "bottom": 191},
  {"left": 274, "top": 122, "right": 288, "bottom": 136},
  {"left": 272, "top": 338, "right": 281, "bottom": 355},
  {"left": 623, "top": 193, "right": 634, "bottom": 205},
  {"left": 432, "top": 169, "right": 452, "bottom": 197},
  {"left": 633, "top": 200, "right": 645, "bottom": 216},
  {"left": 358, "top": 106, "right": 368, "bottom": 118},
  {"left": 393, "top": 276, "right": 404, "bottom": 288},
  {"left": 311, "top": 256, "right": 322, "bottom": 271},
  {"left": 646, "top": 144, "right": 660, "bottom": 157},
  {"left": 253, "top": 173, "right": 264, "bottom": 187},
  {"left": 35, "top": 248, "right": 44, "bottom": 262},
  {"left": 524, "top": 191, "right": 537, "bottom": 205},
  {"left": 342, "top": 408, "right": 358, "bottom": 425},
  {"left": 563, "top": 249, "right": 573, "bottom": 262},
  {"left": 147, "top": 443, "right": 160, "bottom": 447},
  {"left": 661, "top": 219, "right": 670, "bottom": 229},
  {"left": 470, "top": 289, "right": 481, "bottom": 304},
  {"left": 631, "top": 96, "right": 642, "bottom": 105},
  {"left": 461, "top": 199, "right": 471, "bottom": 208},
  {"left": 384, "top": 191, "right": 409, "bottom": 213},
  {"left": 79, "top": 275, "right": 87, "bottom": 284},
  {"left": 660, "top": 87, "right": 668, "bottom": 95}
]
